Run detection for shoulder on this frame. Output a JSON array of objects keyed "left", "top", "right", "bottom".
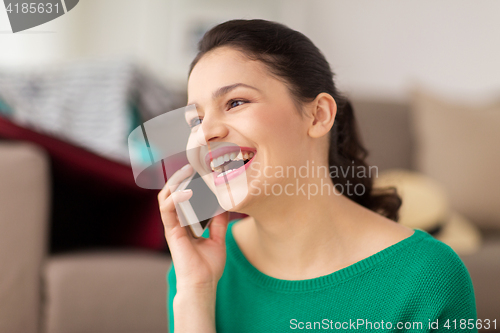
[
  {"left": 375, "top": 229, "right": 477, "bottom": 318},
  {"left": 360, "top": 214, "right": 468, "bottom": 281},
  {"left": 410, "top": 231, "right": 477, "bottom": 321},
  {"left": 400, "top": 230, "right": 474, "bottom": 295},
  {"left": 413, "top": 230, "right": 469, "bottom": 273}
]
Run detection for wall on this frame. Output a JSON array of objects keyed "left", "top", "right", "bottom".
[
  {"left": 1, "top": 0, "right": 284, "bottom": 87},
  {"left": 1, "top": 0, "right": 499, "bottom": 100},
  {"left": 303, "top": 0, "right": 500, "bottom": 101}
]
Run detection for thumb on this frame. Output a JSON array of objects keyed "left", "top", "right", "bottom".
[{"left": 208, "top": 211, "right": 230, "bottom": 245}]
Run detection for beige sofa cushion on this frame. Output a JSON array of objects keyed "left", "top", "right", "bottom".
[
  {"left": 0, "top": 142, "right": 50, "bottom": 333},
  {"left": 459, "top": 234, "right": 500, "bottom": 322},
  {"left": 410, "top": 90, "right": 500, "bottom": 229},
  {"left": 43, "top": 251, "right": 171, "bottom": 333},
  {"left": 351, "top": 100, "right": 413, "bottom": 171}
]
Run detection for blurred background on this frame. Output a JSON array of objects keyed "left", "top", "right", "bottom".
[
  {"left": 1, "top": 1, "right": 499, "bottom": 333},
  {"left": 2, "top": 0, "right": 500, "bottom": 99}
]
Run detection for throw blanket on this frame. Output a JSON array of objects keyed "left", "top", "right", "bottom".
[{"left": 0, "top": 59, "right": 185, "bottom": 164}]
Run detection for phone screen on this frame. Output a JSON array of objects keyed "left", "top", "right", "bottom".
[{"left": 185, "top": 172, "right": 222, "bottom": 229}]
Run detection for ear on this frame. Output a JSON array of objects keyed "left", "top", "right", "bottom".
[{"left": 307, "top": 93, "right": 337, "bottom": 138}]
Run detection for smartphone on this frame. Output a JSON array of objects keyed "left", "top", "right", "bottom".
[{"left": 174, "top": 170, "right": 224, "bottom": 238}]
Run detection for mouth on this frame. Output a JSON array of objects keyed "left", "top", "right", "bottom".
[{"left": 204, "top": 146, "right": 256, "bottom": 186}]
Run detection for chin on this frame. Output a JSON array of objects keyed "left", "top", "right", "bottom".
[
  {"left": 212, "top": 170, "right": 250, "bottom": 211},
  {"left": 218, "top": 192, "right": 254, "bottom": 214}
]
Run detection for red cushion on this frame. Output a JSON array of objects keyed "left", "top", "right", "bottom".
[{"left": 0, "top": 114, "right": 166, "bottom": 252}]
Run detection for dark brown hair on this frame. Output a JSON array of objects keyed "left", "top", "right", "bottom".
[{"left": 189, "top": 19, "right": 402, "bottom": 221}]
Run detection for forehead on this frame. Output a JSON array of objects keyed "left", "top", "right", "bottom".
[{"left": 187, "top": 47, "right": 271, "bottom": 99}]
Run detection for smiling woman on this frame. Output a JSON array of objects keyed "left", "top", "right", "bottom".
[{"left": 158, "top": 19, "right": 477, "bottom": 333}]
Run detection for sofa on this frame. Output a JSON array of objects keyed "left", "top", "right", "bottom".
[
  {"left": 0, "top": 96, "right": 499, "bottom": 333},
  {"left": 0, "top": 140, "right": 172, "bottom": 333},
  {"left": 352, "top": 96, "right": 500, "bottom": 331}
]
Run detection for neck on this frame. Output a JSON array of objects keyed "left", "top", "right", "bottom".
[{"left": 239, "top": 175, "right": 371, "bottom": 280}]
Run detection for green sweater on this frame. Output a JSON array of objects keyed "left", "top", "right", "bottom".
[{"left": 167, "top": 220, "right": 477, "bottom": 332}]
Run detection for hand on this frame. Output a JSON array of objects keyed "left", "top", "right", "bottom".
[{"left": 158, "top": 164, "right": 230, "bottom": 293}]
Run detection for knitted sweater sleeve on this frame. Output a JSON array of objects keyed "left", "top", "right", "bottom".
[
  {"left": 427, "top": 242, "right": 478, "bottom": 332},
  {"left": 167, "top": 264, "right": 177, "bottom": 333}
]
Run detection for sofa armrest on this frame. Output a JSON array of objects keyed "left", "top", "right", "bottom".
[
  {"left": 0, "top": 141, "right": 51, "bottom": 333},
  {"left": 43, "top": 252, "right": 171, "bottom": 333}
]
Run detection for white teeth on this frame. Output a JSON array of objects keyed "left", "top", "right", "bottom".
[
  {"left": 210, "top": 155, "right": 229, "bottom": 171},
  {"left": 210, "top": 150, "right": 256, "bottom": 171},
  {"left": 217, "top": 168, "right": 235, "bottom": 178}
]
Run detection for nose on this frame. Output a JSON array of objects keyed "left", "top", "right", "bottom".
[{"left": 195, "top": 112, "right": 228, "bottom": 145}]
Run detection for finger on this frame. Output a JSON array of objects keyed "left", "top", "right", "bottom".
[
  {"left": 159, "top": 189, "right": 193, "bottom": 236},
  {"left": 157, "top": 164, "right": 193, "bottom": 203},
  {"left": 208, "top": 211, "right": 230, "bottom": 245},
  {"left": 158, "top": 188, "right": 205, "bottom": 269}
]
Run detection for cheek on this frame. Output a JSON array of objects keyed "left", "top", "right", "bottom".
[
  {"left": 247, "top": 105, "right": 307, "bottom": 169},
  {"left": 252, "top": 105, "right": 305, "bottom": 145}
]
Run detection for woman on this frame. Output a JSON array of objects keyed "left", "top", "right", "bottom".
[{"left": 158, "top": 19, "right": 477, "bottom": 332}]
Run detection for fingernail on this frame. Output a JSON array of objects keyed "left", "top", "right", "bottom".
[
  {"left": 181, "top": 164, "right": 192, "bottom": 170},
  {"left": 182, "top": 189, "right": 192, "bottom": 193}
]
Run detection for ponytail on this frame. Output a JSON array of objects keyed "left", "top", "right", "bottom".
[{"left": 329, "top": 97, "right": 401, "bottom": 221}]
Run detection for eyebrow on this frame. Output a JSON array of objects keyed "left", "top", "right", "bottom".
[
  {"left": 187, "top": 83, "right": 260, "bottom": 106},
  {"left": 213, "top": 83, "right": 260, "bottom": 99}
]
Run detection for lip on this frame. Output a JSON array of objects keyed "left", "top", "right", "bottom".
[
  {"left": 213, "top": 152, "right": 256, "bottom": 186},
  {"left": 204, "top": 145, "right": 256, "bottom": 171}
]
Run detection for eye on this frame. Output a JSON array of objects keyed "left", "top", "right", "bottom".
[
  {"left": 188, "top": 117, "right": 202, "bottom": 128},
  {"left": 228, "top": 99, "right": 247, "bottom": 109}
]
